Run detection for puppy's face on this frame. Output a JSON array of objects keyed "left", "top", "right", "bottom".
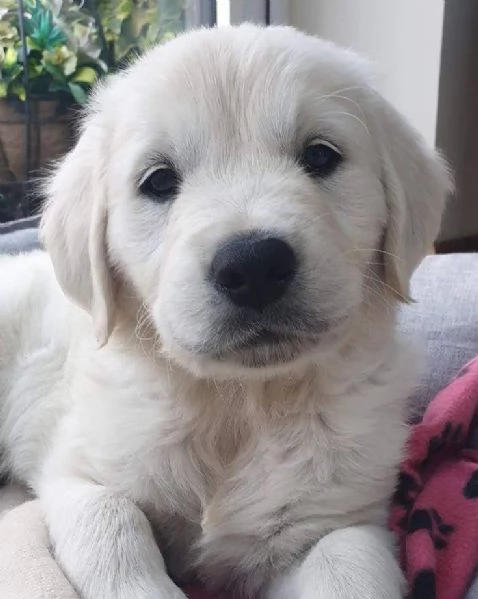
[{"left": 42, "top": 26, "right": 450, "bottom": 378}]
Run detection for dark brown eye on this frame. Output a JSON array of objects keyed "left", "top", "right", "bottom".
[
  {"left": 301, "top": 140, "right": 342, "bottom": 178},
  {"left": 139, "top": 167, "right": 180, "bottom": 201}
]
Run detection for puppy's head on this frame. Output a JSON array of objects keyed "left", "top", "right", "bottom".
[{"left": 41, "top": 25, "right": 451, "bottom": 378}]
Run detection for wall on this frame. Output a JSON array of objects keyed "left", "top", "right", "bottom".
[
  {"left": 435, "top": 0, "right": 478, "bottom": 242},
  {"left": 289, "top": 0, "right": 478, "bottom": 242},
  {"left": 289, "top": 0, "right": 445, "bottom": 147}
]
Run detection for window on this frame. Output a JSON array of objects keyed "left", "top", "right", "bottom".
[
  {"left": 0, "top": 0, "right": 217, "bottom": 222},
  {"left": 95, "top": 1, "right": 218, "bottom": 68},
  {"left": 0, "top": 0, "right": 291, "bottom": 222},
  {"left": 218, "top": 0, "right": 289, "bottom": 26}
]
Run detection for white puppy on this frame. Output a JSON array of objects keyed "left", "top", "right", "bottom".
[{"left": 0, "top": 25, "right": 450, "bottom": 599}]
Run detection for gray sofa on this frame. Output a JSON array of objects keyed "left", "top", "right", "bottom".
[
  {"left": 0, "top": 217, "right": 41, "bottom": 254},
  {"left": 1, "top": 222, "right": 478, "bottom": 598}
]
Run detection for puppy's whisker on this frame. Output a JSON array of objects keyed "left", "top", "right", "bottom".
[
  {"left": 319, "top": 94, "right": 368, "bottom": 122},
  {"left": 363, "top": 271, "right": 408, "bottom": 303},
  {"left": 133, "top": 302, "right": 160, "bottom": 359},
  {"left": 362, "top": 281, "right": 393, "bottom": 308},
  {"left": 361, "top": 285, "right": 395, "bottom": 317},
  {"left": 344, "top": 248, "right": 404, "bottom": 262},
  {"left": 316, "top": 85, "right": 369, "bottom": 103},
  {"left": 319, "top": 111, "right": 371, "bottom": 137}
]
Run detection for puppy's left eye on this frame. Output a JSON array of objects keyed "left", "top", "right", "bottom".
[
  {"left": 300, "top": 140, "right": 342, "bottom": 178},
  {"left": 139, "top": 166, "right": 180, "bottom": 201}
]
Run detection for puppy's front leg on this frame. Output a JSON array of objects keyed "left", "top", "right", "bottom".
[
  {"left": 268, "top": 525, "right": 405, "bottom": 599},
  {"left": 40, "top": 477, "right": 186, "bottom": 599}
]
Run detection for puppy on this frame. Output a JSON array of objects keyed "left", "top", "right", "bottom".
[{"left": 0, "top": 25, "right": 450, "bottom": 599}]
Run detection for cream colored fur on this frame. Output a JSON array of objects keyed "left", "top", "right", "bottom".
[{"left": 0, "top": 25, "right": 450, "bottom": 599}]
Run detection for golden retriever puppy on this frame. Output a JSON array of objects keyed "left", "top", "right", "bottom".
[{"left": 0, "top": 25, "right": 450, "bottom": 599}]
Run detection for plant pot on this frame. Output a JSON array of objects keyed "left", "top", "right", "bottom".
[{"left": 0, "top": 98, "right": 76, "bottom": 221}]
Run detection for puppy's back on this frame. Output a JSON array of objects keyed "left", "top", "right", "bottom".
[{"left": 0, "top": 252, "right": 77, "bottom": 482}]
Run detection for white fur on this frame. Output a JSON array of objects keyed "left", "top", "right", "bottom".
[{"left": 0, "top": 25, "right": 450, "bottom": 599}]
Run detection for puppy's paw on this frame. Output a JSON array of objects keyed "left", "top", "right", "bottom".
[
  {"left": 41, "top": 480, "right": 187, "bottom": 599},
  {"left": 268, "top": 526, "right": 405, "bottom": 599},
  {"left": 57, "top": 547, "right": 188, "bottom": 599},
  {"left": 297, "top": 527, "right": 405, "bottom": 599},
  {"left": 76, "top": 576, "right": 187, "bottom": 599}
]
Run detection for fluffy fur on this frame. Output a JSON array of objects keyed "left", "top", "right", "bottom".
[{"left": 0, "top": 25, "right": 450, "bottom": 599}]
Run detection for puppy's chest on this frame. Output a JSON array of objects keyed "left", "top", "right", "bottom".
[
  {"left": 104, "top": 375, "right": 399, "bottom": 591},
  {"left": 135, "top": 406, "right": 342, "bottom": 589},
  {"left": 139, "top": 402, "right": 265, "bottom": 522}
]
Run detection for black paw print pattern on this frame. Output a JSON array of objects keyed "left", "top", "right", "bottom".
[
  {"left": 463, "top": 470, "right": 478, "bottom": 499},
  {"left": 393, "top": 471, "right": 420, "bottom": 531},
  {"left": 393, "top": 471, "right": 419, "bottom": 509},
  {"left": 408, "top": 508, "right": 455, "bottom": 550},
  {"left": 411, "top": 568, "right": 436, "bottom": 599},
  {"left": 420, "top": 421, "right": 464, "bottom": 469}
]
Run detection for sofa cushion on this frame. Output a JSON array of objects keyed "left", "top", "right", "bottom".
[
  {"left": 0, "top": 217, "right": 41, "bottom": 254},
  {"left": 399, "top": 253, "right": 478, "bottom": 421},
  {"left": 0, "top": 216, "right": 40, "bottom": 234}
]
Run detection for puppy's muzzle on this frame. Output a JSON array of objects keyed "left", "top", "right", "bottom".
[{"left": 210, "top": 232, "right": 298, "bottom": 311}]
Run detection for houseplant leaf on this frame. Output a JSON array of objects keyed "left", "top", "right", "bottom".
[
  {"left": 0, "top": 21, "right": 18, "bottom": 47},
  {"left": 10, "top": 81, "right": 26, "bottom": 101},
  {"left": 62, "top": 53, "right": 77, "bottom": 76},
  {"left": 3, "top": 46, "right": 17, "bottom": 69},
  {"left": 42, "top": 58, "right": 66, "bottom": 82},
  {"left": 48, "top": 80, "right": 68, "bottom": 92},
  {"left": 71, "top": 66, "right": 97, "bottom": 85},
  {"left": 68, "top": 81, "right": 86, "bottom": 104}
]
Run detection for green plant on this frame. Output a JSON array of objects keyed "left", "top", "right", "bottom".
[
  {"left": 96, "top": 0, "right": 186, "bottom": 68},
  {"left": 0, "top": 0, "right": 106, "bottom": 104},
  {"left": 0, "top": 0, "right": 188, "bottom": 104}
]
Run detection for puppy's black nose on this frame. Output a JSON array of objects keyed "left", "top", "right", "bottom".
[{"left": 211, "top": 234, "right": 297, "bottom": 310}]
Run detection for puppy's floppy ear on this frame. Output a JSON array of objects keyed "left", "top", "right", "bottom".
[
  {"left": 374, "top": 98, "right": 452, "bottom": 301},
  {"left": 41, "top": 107, "right": 115, "bottom": 345}
]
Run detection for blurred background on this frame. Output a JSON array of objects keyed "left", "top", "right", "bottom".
[{"left": 0, "top": 0, "right": 475, "bottom": 251}]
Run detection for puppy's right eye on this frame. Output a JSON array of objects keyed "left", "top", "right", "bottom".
[
  {"left": 139, "top": 166, "right": 180, "bottom": 201},
  {"left": 300, "top": 139, "right": 343, "bottom": 179}
]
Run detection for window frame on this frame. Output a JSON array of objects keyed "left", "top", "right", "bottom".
[
  {"left": 185, "top": 0, "right": 217, "bottom": 28},
  {"left": 228, "top": 0, "right": 289, "bottom": 25}
]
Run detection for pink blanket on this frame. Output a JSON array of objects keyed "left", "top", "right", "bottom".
[{"left": 390, "top": 356, "right": 478, "bottom": 599}]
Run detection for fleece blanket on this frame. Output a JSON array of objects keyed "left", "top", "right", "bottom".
[
  {"left": 1, "top": 356, "right": 478, "bottom": 599},
  {"left": 390, "top": 355, "right": 478, "bottom": 599}
]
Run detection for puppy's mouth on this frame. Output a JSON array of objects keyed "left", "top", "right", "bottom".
[
  {"left": 234, "top": 329, "right": 287, "bottom": 348},
  {"left": 213, "top": 328, "right": 320, "bottom": 368},
  {"left": 164, "top": 307, "right": 340, "bottom": 373}
]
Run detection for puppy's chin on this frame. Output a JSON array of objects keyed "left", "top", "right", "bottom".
[
  {"left": 162, "top": 343, "right": 312, "bottom": 381},
  {"left": 154, "top": 299, "right": 354, "bottom": 380},
  {"left": 215, "top": 337, "right": 305, "bottom": 370},
  {"left": 159, "top": 327, "right": 340, "bottom": 381}
]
